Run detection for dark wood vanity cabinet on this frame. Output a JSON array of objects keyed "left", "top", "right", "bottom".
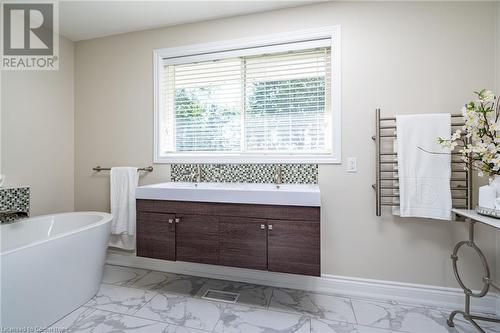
[
  {"left": 175, "top": 214, "right": 219, "bottom": 265},
  {"left": 136, "top": 200, "right": 320, "bottom": 276},
  {"left": 218, "top": 217, "right": 268, "bottom": 270},
  {"left": 267, "top": 219, "right": 320, "bottom": 276},
  {"left": 136, "top": 212, "right": 176, "bottom": 261}
]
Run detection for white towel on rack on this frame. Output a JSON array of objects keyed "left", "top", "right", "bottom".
[
  {"left": 110, "top": 167, "right": 138, "bottom": 235},
  {"left": 396, "top": 114, "right": 452, "bottom": 220}
]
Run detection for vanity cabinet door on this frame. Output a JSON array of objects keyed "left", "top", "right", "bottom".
[
  {"left": 137, "top": 212, "right": 176, "bottom": 261},
  {"left": 175, "top": 214, "right": 219, "bottom": 265},
  {"left": 218, "top": 217, "right": 268, "bottom": 270},
  {"left": 267, "top": 219, "right": 320, "bottom": 276}
]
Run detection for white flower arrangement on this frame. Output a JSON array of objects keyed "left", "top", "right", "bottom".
[{"left": 438, "top": 89, "right": 500, "bottom": 177}]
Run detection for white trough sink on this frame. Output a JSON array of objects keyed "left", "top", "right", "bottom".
[{"left": 135, "top": 182, "right": 321, "bottom": 207}]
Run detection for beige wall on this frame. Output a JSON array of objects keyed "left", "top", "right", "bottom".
[
  {"left": 1, "top": 36, "right": 75, "bottom": 215},
  {"left": 75, "top": 1, "right": 498, "bottom": 289}
]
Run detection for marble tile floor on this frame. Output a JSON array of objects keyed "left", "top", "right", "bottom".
[{"left": 47, "top": 264, "right": 500, "bottom": 333}]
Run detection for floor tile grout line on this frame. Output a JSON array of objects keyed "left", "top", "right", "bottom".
[
  {"left": 103, "top": 264, "right": 152, "bottom": 282},
  {"left": 345, "top": 304, "right": 453, "bottom": 333},
  {"left": 130, "top": 291, "right": 161, "bottom": 316},
  {"left": 349, "top": 296, "right": 360, "bottom": 325},
  {"left": 257, "top": 284, "right": 356, "bottom": 321},
  {"left": 129, "top": 298, "right": 227, "bottom": 332},
  {"left": 80, "top": 305, "right": 212, "bottom": 332},
  {"left": 45, "top": 305, "right": 97, "bottom": 331},
  {"left": 84, "top": 305, "right": 167, "bottom": 327},
  {"left": 311, "top": 316, "right": 421, "bottom": 333},
  {"left": 101, "top": 280, "right": 204, "bottom": 299},
  {"left": 349, "top": 294, "right": 472, "bottom": 313},
  {"left": 127, "top": 269, "right": 155, "bottom": 287},
  {"left": 227, "top": 299, "right": 361, "bottom": 329},
  {"left": 349, "top": 296, "right": 477, "bottom": 331},
  {"left": 209, "top": 306, "right": 230, "bottom": 333},
  {"left": 104, "top": 275, "right": 153, "bottom": 287},
  {"left": 211, "top": 318, "right": 221, "bottom": 333},
  {"left": 219, "top": 303, "right": 315, "bottom": 333},
  {"left": 267, "top": 287, "right": 276, "bottom": 310},
  {"left": 93, "top": 283, "right": 161, "bottom": 315},
  {"left": 266, "top": 293, "right": 359, "bottom": 324}
]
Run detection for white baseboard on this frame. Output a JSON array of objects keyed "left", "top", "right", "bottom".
[{"left": 107, "top": 252, "right": 497, "bottom": 314}]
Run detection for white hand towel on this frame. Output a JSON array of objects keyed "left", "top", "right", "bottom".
[
  {"left": 110, "top": 167, "right": 138, "bottom": 235},
  {"left": 396, "top": 114, "right": 452, "bottom": 220}
]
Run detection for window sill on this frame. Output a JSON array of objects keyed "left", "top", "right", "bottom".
[{"left": 154, "top": 154, "right": 341, "bottom": 164}]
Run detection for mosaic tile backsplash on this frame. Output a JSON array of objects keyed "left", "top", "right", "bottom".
[
  {"left": 0, "top": 186, "right": 30, "bottom": 223},
  {"left": 171, "top": 164, "right": 318, "bottom": 184}
]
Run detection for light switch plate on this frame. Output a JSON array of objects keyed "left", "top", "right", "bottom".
[{"left": 347, "top": 157, "right": 357, "bottom": 173}]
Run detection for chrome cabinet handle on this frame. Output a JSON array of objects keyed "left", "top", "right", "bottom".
[
  {"left": 168, "top": 218, "right": 174, "bottom": 224},
  {"left": 268, "top": 224, "right": 273, "bottom": 230},
  {"left": 175, "top": 218, "right": 181, "bottom": 223},
  {"left": 260, "top": 224, "right": 265, "bottom": 230}
]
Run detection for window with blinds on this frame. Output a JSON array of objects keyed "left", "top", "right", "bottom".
[{"left": 156, "top": 33, "right": 340, "bottom": 163}]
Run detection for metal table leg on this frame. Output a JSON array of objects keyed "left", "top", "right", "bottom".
[{"left": 447, "top": 218, "right": 500, "bottom": 332}]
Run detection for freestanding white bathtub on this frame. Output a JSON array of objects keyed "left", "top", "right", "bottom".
[{"left": 0, "top": 212, "right": 112, "bottom": 330}]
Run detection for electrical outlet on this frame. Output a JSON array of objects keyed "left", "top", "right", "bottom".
[{"left": 347, "top": 157, "right": 357, "bottom": 173}]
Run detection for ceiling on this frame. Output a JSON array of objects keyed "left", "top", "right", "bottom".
[{"left": 59, "top": 1, "right": 325, "bottom": 41}]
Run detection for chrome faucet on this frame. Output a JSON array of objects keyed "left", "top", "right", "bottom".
[
  {"left": 190, "top": 164, "right": 202, "bottom": 184},
  {"left": 274, "top": 165, "right": 282, "bottom": 188}
]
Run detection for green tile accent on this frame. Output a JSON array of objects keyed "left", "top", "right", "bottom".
[{"left": 171, "top": 164, "right": 318, "bottom": 184}]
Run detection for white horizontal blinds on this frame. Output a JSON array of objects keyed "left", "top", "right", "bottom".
[
  {"left": 245, "top": 48, "right": 331, "bottom": 154},
  {"left": 163, "top": 65, "right": 175, "bottom": 153},
  {"left": 165, "top": 58, "right": 243, "bottom": 153},
  {"left": 162, "top": 43, "right": 331, "bottom": 155}
]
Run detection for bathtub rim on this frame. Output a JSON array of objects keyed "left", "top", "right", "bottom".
[{"left": 1, "top": 211, "right": 112, "bottom": 257}]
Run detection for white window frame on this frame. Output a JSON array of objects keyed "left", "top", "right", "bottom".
[{"left": 153, "top": 26, "right": 341, "bottom": 164}]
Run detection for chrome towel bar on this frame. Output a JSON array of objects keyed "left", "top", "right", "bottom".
[{"left": 93, "top": 166, "right": 153, "bottom": 172}]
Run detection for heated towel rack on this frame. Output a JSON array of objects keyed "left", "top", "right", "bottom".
[{"left": 372, "top": 108, "right": 472, "bottom": 216}]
